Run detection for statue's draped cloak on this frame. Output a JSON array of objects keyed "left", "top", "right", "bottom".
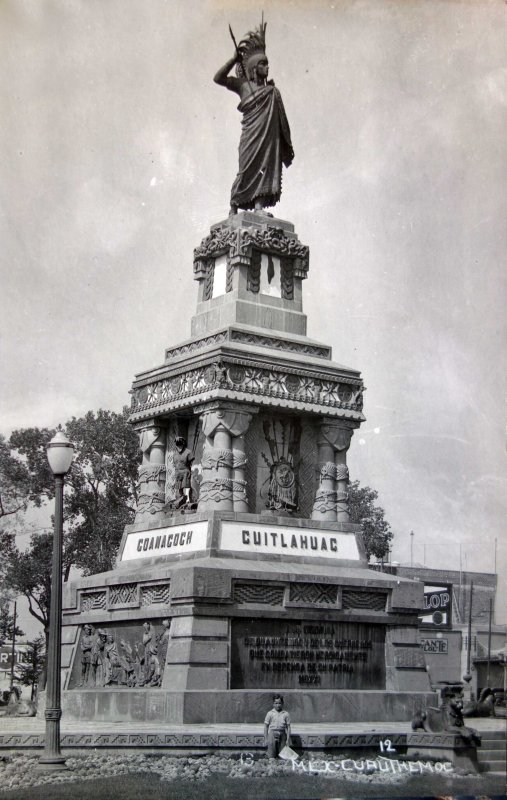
[{"left": 231, "top": 83, "right": 294, "bottom": 211}]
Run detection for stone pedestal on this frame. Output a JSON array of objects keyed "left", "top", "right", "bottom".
[{"left": 55, "top": 212, "right": 433, "bottom": 724}]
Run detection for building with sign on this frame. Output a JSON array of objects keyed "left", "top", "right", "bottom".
[
  {"left": 0, "top": 643, "right": 30, "bottom": 700},
  {"left": 371, "top": 564, "right": 506, "bottom": 700}
]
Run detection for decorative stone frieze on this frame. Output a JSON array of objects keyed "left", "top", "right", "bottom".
[
  {"left": 131, "top": 357, "right": 363, "bottom": 422},
  {"left": 193, "top": 221, "right": 309, "bottom": 281},
  {"left": 164, "top": 329, "right": 331, "bottom": 360},
  {"left": 233, "top": 583, "right": 285, "bottom": 605},
  {"left": 289, "top": 583, "right": 338, "bottom": 605},
  {"left": 80, "top": 591, "right": 106, "bottom": 612}
]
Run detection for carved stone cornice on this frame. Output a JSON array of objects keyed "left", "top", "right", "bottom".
[
  {"left": 164, "top": 330, "right": 331, "bottom": 361},
  {"left": 130, "top": 356, "right": 364, "bottom": 424},
  {"left": 193, "top": 221, "right": 309, "bottom": 281}
]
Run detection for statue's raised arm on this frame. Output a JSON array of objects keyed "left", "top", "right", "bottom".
[{"left": 214, "top": 18, "right": 294, "bottom": 215}]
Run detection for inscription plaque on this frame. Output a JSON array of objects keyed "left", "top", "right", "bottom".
[
  {"left": 220, "top": 521, "right": 361, "bottom": 561},
  {"left": 121, "top": 520, "right": 208, "bottom": 561},
  {"left": 230, "top": 619, "right": 385, "bottom": 689}
]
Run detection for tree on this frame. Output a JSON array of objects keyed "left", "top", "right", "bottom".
[
  {"left": 0, "top": 434, "right": 34, "bottom": 520},
  {"left": 63, "top": 409, "right": 139, "bottom": 575},
  {"left": 348, "top": 480, "right": 393, "bottom": 562},
  {"left": 3, "top": 531, "right": 53, "bottom": 636},
  {"left": 15, "top": 634, "right": 45, "bottom": 701},
  {"left": 0, "top": 597, "right": 24, "bottom": 647},
  {"left": 7, "top": 408, "right": 139, "bottom": 579},
  {"left": 2, "top": 409, "right": 140, "bottom": 675},
  {"left": 0, "top": 533, "right": 24, "bottom": 645}
]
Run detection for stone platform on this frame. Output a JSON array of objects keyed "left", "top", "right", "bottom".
[
  {"left": 56, "top": 511, "right": 433, "bottom": 723},
  {"left": 1, "top": 716, "right": 504, "bottom": 776},
  {"left": 42, "top": 689, "right": 436, "bottom": 725}
]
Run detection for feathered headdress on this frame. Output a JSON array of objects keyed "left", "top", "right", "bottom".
[{"left": 235, "top": 15, "right": 267, "bottom": 80}]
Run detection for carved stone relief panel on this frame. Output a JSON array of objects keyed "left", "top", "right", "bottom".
[
  {"left": 68, "top": 619, "right": 172, "bottom": 690},
  {"left": 255, "top": 415, "right": 302, "bottom": 515}
]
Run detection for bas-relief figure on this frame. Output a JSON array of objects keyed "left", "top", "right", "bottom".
[
  {"left": 73, "top": 620, "right": 171, "bottom": 689},
  {"left": 77, "top": 623, "right": 94, "bottom": 687},
  {"left": 260, "top": 419, "right": 301, "bottom": 513},
  {"left": 214, "top": 18, "right": 294, "bottom": 215}
]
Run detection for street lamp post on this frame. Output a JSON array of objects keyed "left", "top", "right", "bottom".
[{"left": 38, "top": 430, "right": 74, "bottom": 771}]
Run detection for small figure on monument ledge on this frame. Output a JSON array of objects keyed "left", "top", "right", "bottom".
[
  {"left": 214, "top": 16, "right": 294, "bottom": 215},
  {"left": 173, "top": 436, "right": 195, "bottom": 510}
]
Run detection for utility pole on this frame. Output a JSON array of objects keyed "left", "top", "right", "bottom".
[
  {"left": 410, "top": 530, "right": 414, "bottom": 568},
  {"left": 463, "top": 580, "right": 474, "bottom": 701},
  {"left": 486, "top": 597, "right": 493, "bottom": 688},
  {"left": 9, "top": 601, "right": 17, "bottom": 698},
  {"left": 459, "top": 544, "right": 463, "bottom": 615}
]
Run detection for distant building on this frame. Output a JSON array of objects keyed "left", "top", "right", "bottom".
[
  {"left": 0, "top": 642, "right": 31, "bottom": 700},
  {"left": 370, "top": 563, "right": 506, "bottom": 700}
]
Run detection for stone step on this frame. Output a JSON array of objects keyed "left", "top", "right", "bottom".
[
  {"left": 479, "top": 731, "right": 506, "bottom": 740},
  {"left": 478, "top": 739, "right": 506, "bottom": 748},
  {"left": 478, "top": 737, "right": 506, "bottom": 746},
  {"left": 477, "top": 749, "right": 506, "bottom": 762},
  {"left": 479, "top": 760, "right": 507, "bottom": 773},
  {"left": 477, "top": 739, "right": 506, "bottom": 749},
  {"left": 475, "top": 729, "right": 506, "bottom": 775}
]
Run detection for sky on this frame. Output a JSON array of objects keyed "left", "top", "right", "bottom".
[{"left": 1, "top": 0, "right": 506, "bottom": 628}]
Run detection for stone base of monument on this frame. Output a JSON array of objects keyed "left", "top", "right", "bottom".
[
  {"left": 46, "top": 512, "right": 437, "bottom": 725},
  {"left": 406, "top": 732, "right": 480, "bottom": 773},
  {"left": 37, "top": 688, "right": 435, "bottom": 725},
  {"left": 46, "top": 211, "right": 441, "bottom": 728}
]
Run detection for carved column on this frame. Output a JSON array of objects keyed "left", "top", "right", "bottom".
[
  {"left": 213, "top": 425, "right": 233, "bottom": 511},
  {"left": 335, "top": 452, "right": 350, "bottom": 523},
  {"left": 197, "top": 404, "right": 252, "bottom": 512},
  {"left": 135, "top": 422, "right": 167, "bottom": 521},
  {"left": 312, "top": 422, "right": 354, "bottom": 522},
  {"left": 311, "top": 437, "right": 337, "bottom": 521},
  {"left": 232, "top": 432, "right": 249, "bottom": 513}
]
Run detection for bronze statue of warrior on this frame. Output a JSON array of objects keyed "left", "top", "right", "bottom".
[{"left": 214, "top": 17, "right": 294, "bottom": 215}]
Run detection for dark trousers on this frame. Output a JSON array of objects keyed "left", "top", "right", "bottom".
[{"left": 267, "top": 729, "right": 287, "bottom": 758}]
